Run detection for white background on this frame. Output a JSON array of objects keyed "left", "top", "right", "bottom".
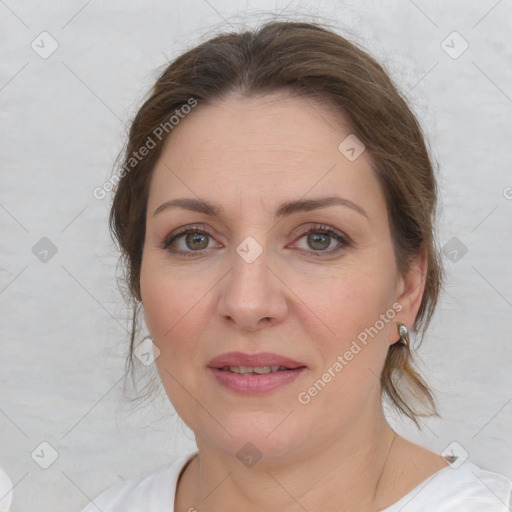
[{"left": 1, "top": 1, "right": 511, "bottom": 511}]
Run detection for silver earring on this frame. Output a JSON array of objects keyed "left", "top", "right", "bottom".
[{"left": 397, "top": 323, "right": 410, "bottom": 347}]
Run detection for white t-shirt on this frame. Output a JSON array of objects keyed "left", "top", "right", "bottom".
[{"left": 81, "top": 451, "right": 512, "bottom": 512}]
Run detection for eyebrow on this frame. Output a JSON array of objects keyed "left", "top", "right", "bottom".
[{"left": 153, "top": 195, "right": 368, "bottom": 219}]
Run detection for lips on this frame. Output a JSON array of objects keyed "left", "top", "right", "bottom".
[
  {"left": 207, "top": 351, "right": 306, "bottom": 370},
  {"left": 207, "top": 351, "right": 307, "bottom": 394}
]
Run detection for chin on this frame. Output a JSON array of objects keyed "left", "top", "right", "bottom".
[{"left": 195, "top": 411, "right": 306, "bottom": 464}]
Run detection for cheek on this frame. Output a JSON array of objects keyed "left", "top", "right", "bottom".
[
  {"left": 303, "top": 260, "right": 397, "bottom": 348},
  {"left": 299, "top": 259, "right": 398, "bottom": 410},
  {"left": 139, "top": 254, "right": 220, "bottom": 374},
  {"left": 140, "top": 265, "right": 174, "bottom": 339},
  {"left": 139, "top": 261, "right": 210, "bottom": 416},
  {"left": 302, "top": 272, "right": 397, "bottom": 411},
  {"left": 140, "top": 258, "right": 198, "bottom": 348}
]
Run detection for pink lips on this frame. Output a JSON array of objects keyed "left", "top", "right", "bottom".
[
  {"left": 207, "top": 351, "right": 307, "bottom": 395},
  {"left": 208, "top": 351, "right": 306, "bottom": 369}
]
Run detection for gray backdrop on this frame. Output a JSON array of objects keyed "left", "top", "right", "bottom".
[{"left": 1, "top": 1, "right": 511, "bottom": 511}]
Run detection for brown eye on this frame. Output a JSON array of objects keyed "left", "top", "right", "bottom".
[
  {"left": 162, "top": 226, "right": 218, "bottom": 256},
  {"left": 293, "top": 224, "right": 350, "bottom": 256},
  {"left": 307, "top": 232, "right": 331, "bottom": 251},
  {"left": 185, "top": 232, "right": 209, "bottom": 250}
]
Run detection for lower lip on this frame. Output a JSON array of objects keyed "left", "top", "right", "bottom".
[{"left": 208, "top": 367, "right": 306, "bottom": 395}]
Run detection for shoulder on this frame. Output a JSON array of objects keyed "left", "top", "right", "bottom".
[
  {"left": 80, "top": 452, "right": 197, "bottom": 512},
  {"left": 385, "top": 459, "right": 512, "bottom": 512}
]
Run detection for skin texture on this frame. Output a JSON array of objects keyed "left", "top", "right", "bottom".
[{"left": 140, "top": 93, "right": 447, "bottom": 511}]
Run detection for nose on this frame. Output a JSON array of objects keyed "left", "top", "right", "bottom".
[{"left": 216, "top": 245, "right": 289, "bottom": 332}]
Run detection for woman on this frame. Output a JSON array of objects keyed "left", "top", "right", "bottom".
[{"left": 82, "top": 20, "right": 512, "bottom": 511}]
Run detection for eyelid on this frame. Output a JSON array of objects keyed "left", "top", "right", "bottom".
[
  {"left": 162, "top": 223, "right": 217, "bottom": 250},
  {"left": 292, "top": 223, "right": 351, "bottom": 244},
  {"left": 162, "top": 222, "right": 351, "bottom": 256},
  {"left": 290, "top": 223, "right": 351, "bottom": 255}
]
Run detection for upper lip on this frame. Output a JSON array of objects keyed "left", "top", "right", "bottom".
[{"left": 207, "top": 351, "right": 306, "bottom": 369}]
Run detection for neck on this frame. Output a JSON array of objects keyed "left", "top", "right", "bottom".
[{"left": 177, "top": 406, "right": 400, "bottom": 512}]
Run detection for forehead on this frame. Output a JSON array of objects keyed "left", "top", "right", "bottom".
[{"left": 148, "top": 93, "right": 383, "bottom": 216}]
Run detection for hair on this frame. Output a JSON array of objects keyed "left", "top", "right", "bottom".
[{"left": 110, "top": 20, "right": 443, "bottom": 426}]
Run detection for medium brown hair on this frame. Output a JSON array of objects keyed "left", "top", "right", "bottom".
[{"left": 110, "top": 20, "right": 443, "bottom": 425}]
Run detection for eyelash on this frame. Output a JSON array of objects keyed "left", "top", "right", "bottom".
[{"left": 162, "top": 223, "right": 350, "bottom": 258}]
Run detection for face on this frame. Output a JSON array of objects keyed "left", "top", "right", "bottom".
[{"left": 140, "top": 92, "right": 423, "bottom": 462}]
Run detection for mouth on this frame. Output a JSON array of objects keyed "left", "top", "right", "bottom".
[
  {"left": 207, "top": 352, "right": 307, "bottom": 394},
  {"left": 207, "top": 351, "right": 306, "bottom": 370},
  {"left": 218, "top": 365, "right": 300, "bottom": 375}
]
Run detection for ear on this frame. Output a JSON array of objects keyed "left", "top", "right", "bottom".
[{"left": 388, "top": 247, "right": 428, "bottom": 345}]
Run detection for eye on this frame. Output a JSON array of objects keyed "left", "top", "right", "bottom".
[
  {"left": 162, "top": 223, "right": 350, "bottom": 258},
  {"left": 293, "top": 224, "right": 350, "bottom": 256},
  {"left": 162, "top": 224, "right": 220, "bottom": 256}
]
